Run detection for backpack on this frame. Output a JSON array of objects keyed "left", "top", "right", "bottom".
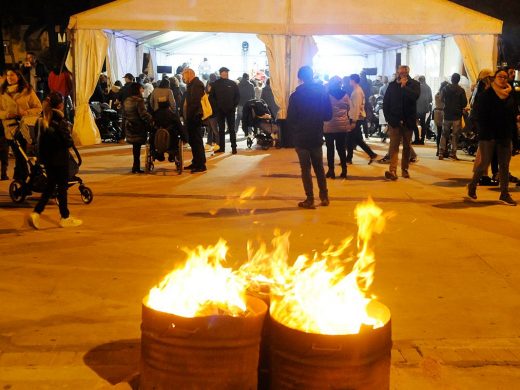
[
  {"left": 154, "top": 127, "right": 170, "bottom": 154},
  {"left": 201, "top": 92, "right": 213, "bottom": 120}
]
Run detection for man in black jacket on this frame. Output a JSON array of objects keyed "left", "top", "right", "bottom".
[
  {"left": 383, "top": 65, "right": 420, "bottom": 180},
  {"left": 287, "top": 66, "right": 333, "bottom": 209},
  {"left": 236, "top": 73, "right": 255, "bottom": 137},
  {"left": 182, "top": 68, "right": 207, "bottom": 172},
  {"left": 439, "top": 73, "right": 468, "bottom": 160},
  {"left": 210, "top": 67, "right": 240, "bottom": 154},
  {"left": 21, "top": 52, "right": 48, "bottom": 100}
]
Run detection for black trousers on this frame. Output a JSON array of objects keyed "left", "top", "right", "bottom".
[
  {"left": 346, "top": 121, "right": 376, "bottom": 162},
  {"left": 34, "top": 164, "right": 70, "bottom": 218},
  {"left": 187, "top": 118, "right": 206, "bottom": 168},
  {"left": 132, "top": 144, "right": 142, "bottom": 170},
  {"left": 324, "top": 133, "right": 347, "bottom": 169},
  {"left": 217, "top": 109, "right": 237, "bottom": 152}
]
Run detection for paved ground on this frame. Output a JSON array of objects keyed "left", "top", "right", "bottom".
[{"left": 1, "top": 137, "right": 519, "bottom": 389}]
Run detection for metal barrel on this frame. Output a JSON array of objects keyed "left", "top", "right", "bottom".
[
  {"left": 140, "top": 295, "right": 268, "bottom": 390},
  {"left": 268, "top": 301, "right": 392, "bottom": 390}
]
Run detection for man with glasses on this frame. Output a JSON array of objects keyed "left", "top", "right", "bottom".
[{"left": 382, "top": 65, "right": 420, "bottom": 180}]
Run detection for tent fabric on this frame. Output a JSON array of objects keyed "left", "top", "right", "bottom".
[
  {"left": 136, "top": 44, "right": 144, "bottom": 77},
  {"left": 454, "top": 35, "right": 498, "bottom": 84},
  {"left": 68, "top": 0, "right": 502, "bottom": 36},
  {"left": 115, "top": 37, "right": 137, "bottom": 78},
  {"left": 70, "top": 29, "right": 107, "bottom": 145},
  {"left": 107, "top": 33, "right": 119, "bottom": 84}
]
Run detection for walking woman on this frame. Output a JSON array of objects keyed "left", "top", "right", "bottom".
[
  {"left": 324, "top": 76, "right": 352, "bottom": 179},
  {"left": 433, "top": 81, "right": 449, "bottom": 156},
  {"left": 123, "top": 82, "right": 153, "bottom": 173},
  {"left": 28, "top": 92, "right": 82, "bottom": 229},
  {"left": 0, "top": 68, "right": 42, "bottom": 181},
  {"left": 467, "top": 68, "right": 518, "bottom": 206}
]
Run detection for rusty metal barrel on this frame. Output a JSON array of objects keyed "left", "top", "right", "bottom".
[
  {"left": 268, "top": 301, "right": 392, "bottom": 390},
  {"left": 140, "top": 295, "right": 267, "bottom": 390}
]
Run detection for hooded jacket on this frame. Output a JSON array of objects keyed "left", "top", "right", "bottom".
[
  {"left": 383, "top": 78, "right": 420, "bottom": 128},
  {"left": 324, "top": 88, "right": 351, "bottom": 133},
  {"left": 287, "top": 82, "right": 332, "bottom": 149}
]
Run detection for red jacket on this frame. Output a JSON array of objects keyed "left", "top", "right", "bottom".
[{"left": 48, "top": 71, "right": 73, "bottom": 97}]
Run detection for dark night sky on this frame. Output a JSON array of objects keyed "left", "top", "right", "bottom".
[{"left": 4, "top": 0, "right": 520, "bottom": 64}]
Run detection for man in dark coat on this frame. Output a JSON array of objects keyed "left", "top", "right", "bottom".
[
  {"left": 210, "top": 67, "right": 240, "bottom": 154},
  {"left": 21, "top": 51, "right": 48, "bottom": 100},
  {"left": 414, "top": 76, "right": 433, "bottom": 144},
  {"left": 383, "top": 65, "right": 420, "bottom": 180},
  {"left": 287, "top": 66, "right": 333, "bottom": 209},
  {"left": 439, "top": 73, "right": 468, "bottom": 160},
  {"left": 182, "top": 68, "right": 207, "bottom": 172},
  {"left": 236, "top": 73, "right": 255, "bottom": 137}
]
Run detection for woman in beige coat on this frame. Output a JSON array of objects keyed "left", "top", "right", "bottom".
[{"left": 0, "top": 69, "right": 42, "bottom": 180}]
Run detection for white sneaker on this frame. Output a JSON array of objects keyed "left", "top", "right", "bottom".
[
  {"left": 204, "top": 144, "right": 213, "bottom": 152},
  {"left": 60, "top": 216, "right": 83, "bottom": 228},
  {"left": 212, "top": 143, "right": 220, "bottom": 152},
  {"left": 28, "top": 212, "right": 40, "bottom": 229}
]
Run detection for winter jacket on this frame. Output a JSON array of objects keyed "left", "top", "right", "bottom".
[
  {"left": 153, "top": 107, "right": 188, "bottom": 142},
  {"left": 416, "top": 82, "right": 433, "bottom": 115},
  {"left": 476, "top": 87, "right": 518, "bottom": 142},
  {"left": 0, "top": 86, "right": 42, "bottom": 140},
  {"left": 349, "top": 84, "right": 366, "bottom": 122},
  {"left": 149, "top": 87, "right": 176, "bottom": 112},
  {"left": 441, "top": 83, "right": 468, "bottom": 121},
  {"left": 118, "top": 82, "right": 133, "bottom": 104},
  {"left": 260, "top": 85, "right": 279, "bottom": 119},
  {"left": 184, "top": 77, "right": 205, "bottom": 122},
  {"left": 383, "top": 78, "right": 420, "bottom": 128},
  {"left": 433, "top": 92, "right": 444, "bottom": 127},
  {"left": 38, "top": 110, "right": 73, "bottom": 167},
  {"left": 123, "top": 95, "right": 152, "bottom": 144},
  {"left": 210, "top": 78, "right": 240, "bottom": 112},
  {"left": 286, "top": 82, "right": 332, "bottom": 149},
  {"left": 238, "top": 79, "right": 255, "bottom": 106},
  {"left": 324, "top": 89, "right": 351, "bottom": 133},
  {"left": 47, "top": 70, "right": 73, "bottom": 97}
]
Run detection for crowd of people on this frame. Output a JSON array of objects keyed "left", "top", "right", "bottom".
[{"left": 1, "top": 50, "right": 519, "bottom": 231}]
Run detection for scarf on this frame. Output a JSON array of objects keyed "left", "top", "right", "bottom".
[
  {"left": 491, "top": 81, "right": 512, "bottom": 100},
  {"left": 6, "top": 84, "right": 19, "bottom": 95}
]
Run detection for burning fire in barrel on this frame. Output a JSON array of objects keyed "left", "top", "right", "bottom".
[
  {"left": 141, "top": 241, "right": 267, "bottom": 390},
  {"left": 141, "top": 198, "right": 391, "bottom": 389}
]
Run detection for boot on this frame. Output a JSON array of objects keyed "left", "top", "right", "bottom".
[
  {"left": 339, "top": 164, "right": 347, "bottom": 179},
  {"left": 326, "top": 167, "right": 335, "bottom": 179}
]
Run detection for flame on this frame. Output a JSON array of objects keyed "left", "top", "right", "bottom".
[
  {"left": 147, "top": 239, "right": 247, "bottom": 317},
  {"left": 146, "top": 198, "right": 388, "bottom": 333}
]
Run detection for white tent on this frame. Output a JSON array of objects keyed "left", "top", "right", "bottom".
[{"left": 67, "top": 0, "right": 502, "bottom": 145}]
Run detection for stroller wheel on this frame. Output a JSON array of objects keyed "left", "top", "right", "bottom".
[
  {"left": 9, "top": 180, "right": 26, "bottom": 203},
  {"left": 79, "top": 186, "right": 94, "bottom": 204}
]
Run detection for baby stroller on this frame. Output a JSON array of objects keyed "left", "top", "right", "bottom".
[
  {"left": 9, "top": 136, "right": 93, "bottom": 204},
  {"left": 242, "top": 99, "right": 280, "bottom": 150},
  {"left": 90, "top": 102, "right": 122, "bottom": 143}
]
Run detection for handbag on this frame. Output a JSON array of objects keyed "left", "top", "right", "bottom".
[{"left": 201, "top": 92, "right": 213, "bottom": 120}]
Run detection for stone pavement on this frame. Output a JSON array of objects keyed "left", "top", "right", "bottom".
[{"left": 1, "top": 138, "right": 519, "bottom": 389}]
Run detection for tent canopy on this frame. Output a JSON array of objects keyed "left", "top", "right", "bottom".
[{"left": 69, "top": 0, "right": 502, "bottom": 35}]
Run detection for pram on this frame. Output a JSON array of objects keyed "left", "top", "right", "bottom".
[
  {"left": 242, "top": 99, "right": 280, "bottom": 150},
  {"left": 144, "top": 126, "right": 184, "bottom": 174},
  {"left": 90, "top": 102, "right": 122, "bottom": 143},
  {"left": 8, "top": 134, "right": 93, "bottom": 204}
]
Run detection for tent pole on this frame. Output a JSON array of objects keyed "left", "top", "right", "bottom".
[{"left": 439, "top": 35, "right": 446, "bottom": 79}]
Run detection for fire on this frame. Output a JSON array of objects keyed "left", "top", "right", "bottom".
[
  {"left": 147, "top": 240, "right": 247, "bottom": 317},
  {"left": 146, "top": 198, "right": 388, "bottom": 334}
]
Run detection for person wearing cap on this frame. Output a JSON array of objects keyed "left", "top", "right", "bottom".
[
  {"left": 210, "top": 66, "right": 240, "bottom": 154},
  {"left": 286, "top": 66, "right": 332, "bottom": 209},
  {"left": 118, "top": 73, "right": 135, "bottom": 104},
  {"left": 182, "top": 68, "right": 207, "bottom": 173}
]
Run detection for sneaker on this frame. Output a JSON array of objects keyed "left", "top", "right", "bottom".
[
  {"left": 467, "top": 184, "right": 477, "bottom": 200},
  {"left": 401, "top": 169, "right": 410, "bottom": 178},
  {"left": 28, "top": 212, "right": 40, "bottom": 229},
  {"left": 212, "top": 143, "right": 220, "bottom": 152},
  {"left": 479, "top": 176, "right": 493, "bottom": 186},
  {"left": 385, "top": 171, "right": 398, "bottom": 181},
  {"left": 60, "top": 216, "right": 83, "bottom": 228},
  {"left": 499, "top": 193, "right": 517, "bottom": 206},
  {"left": 368, "top": 154, "right": 378, "bottom": 165},
  {"left": 298, "top": 198, "right": 316, "bottom": 209},
  {"left": 378, "top": 156, "right": 390, "bottom": 164},
  {"left": 204, "top": 144, "right": 213, "bottom": 152}
]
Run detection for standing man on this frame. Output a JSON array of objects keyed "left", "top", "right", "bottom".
[
  {"left": 21, "top": 51, "right": 48, "bottom": 100},
  {"left": 210, "top": 67, "right": 240, "bottom": 154},
  {"left": 383, "top": 65, "right": 420, "bottom": 180},
  {"left": 287, "top": 66, "right": 332, "bottom": 209},
  {"left": 236, "top": 73, "right": 255, "bottom": 137},
  {"left": 347, "top": 74, "right": 378, "bottom": 164},
  {"left": 414, "top": 76, "right": 433, "bottom": 145},
  {"left": 182, "top": 68, "right": 207, "bottom": 173},
  {"left": 438, "top": 73, "right": 468, "bottom": 160}
]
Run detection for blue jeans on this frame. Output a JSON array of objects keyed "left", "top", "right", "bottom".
[{"left": 295, "top": 146, "right": 328, "bottom": 200}]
